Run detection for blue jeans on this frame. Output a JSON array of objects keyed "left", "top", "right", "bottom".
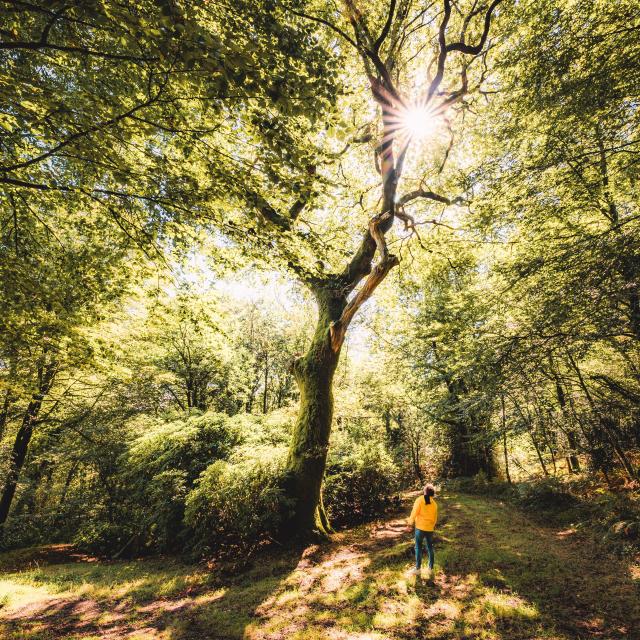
[{"left": 415, "top": 528, "right": 434, "bottom": 569}]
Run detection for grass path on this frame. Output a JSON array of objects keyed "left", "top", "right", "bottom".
[{"left": 1, "top": 490, "right": 639, "bottom": 639}]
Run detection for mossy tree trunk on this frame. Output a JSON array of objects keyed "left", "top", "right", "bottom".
[
  {"left": 281, "top": 79, "right": 401, "bottom": 537},
  {"left": 283, "top": 286, "right": 345, "bottom": 536},
  {"left": 283, "top": 236, "right": 399, "bottom": 537}
]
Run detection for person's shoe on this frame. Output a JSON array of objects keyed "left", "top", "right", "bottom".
[{"left": 410, "top": 567, "right": 421, "bottom": 575}]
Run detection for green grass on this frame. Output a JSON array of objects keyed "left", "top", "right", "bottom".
[{"left": 1, "top": 491, "right": 638, "bottom": 639}]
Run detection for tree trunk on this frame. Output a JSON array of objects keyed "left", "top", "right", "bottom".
[
  {"left": 551, "top": 368, "right": 581, "bottom": 472},
  {"left": 567, "top": 350, "right": 637, "bottom": 480},
  {"left": 500, "top": 395, "right": 512, "bottom": 484},
  {"left": 0, "top": 361, "right": 57, "bottom": 527},
  {"left": 262, "top": 351, "right": 269, "bottom": 414},
  {"left": 57, "top": 462, "right": 78, "bottom": 513},
  {"left": 0, "top": 356, "right": 17, "bottom": 442},
  {"left": 530, "top": 431, "right": 549, "bottom": 477},
  {"left": 409, "top": 427, "right": 424, "bottom": 483},
  {"left": 503, "top": 431, "right": 512, "bottom": 484},
  {"left": 565, "top": 429, "right": 581, "bottom": 473},
  {"left": 0, "top": 386, "right": 12, "bottom": 443},
  {"left": 283, "top": 287, "right": 344, "bottom": 537},
  {"left": 441, "top": 376, "right": 496, "bottom": 478}
]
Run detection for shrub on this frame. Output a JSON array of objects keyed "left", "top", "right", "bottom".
[
  {"left": 74, "top": 520, "right": 138, "bottom": 557},
  {"left": 0, "top": 513, "right": 49, "bottom": 551},
  {"left": 513, "top": 477, "right": 580, "bottom": 510},
  {"left": 184, "top": 453, "right": 291, "bottom": 557},
  {"left": 143, "top": 469, "right": 190, "bottom": 552},
  {"left": 324, "top": 444, "right": 400, "bottom": 527},
  {"left": 72, "top": 411, "right": 243, "bottom": 556},
  {"left": 126, "top": 412, "right": 242, "bottom": 484}
]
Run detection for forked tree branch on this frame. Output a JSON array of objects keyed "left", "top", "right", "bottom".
[
  {"left": 296, "top": 0, "right": 498, "bottom": 334},
  {"left": 329, "top": 253, "right": 399, "bottom": 350},
  {"left": 330, "top": 210, "right": 399, "bottom": 351},
  {"left": 427, "top": 0, "right": 502, "bottom": 100},
  {"left": 446, "top": 0, "right": 502, "bottom": 55}
]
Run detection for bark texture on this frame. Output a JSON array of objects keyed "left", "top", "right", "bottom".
[{"left": 283, "top": 287, "right": 345, "bottom": 535}]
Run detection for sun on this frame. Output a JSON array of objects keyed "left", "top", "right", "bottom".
[{"left": 401, "top": 105, "right": 438, "bottom": 140}]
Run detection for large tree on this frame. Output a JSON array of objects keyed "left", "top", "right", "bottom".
[{"left": 274, "top": 0, "right": 503, "bottom": 533}]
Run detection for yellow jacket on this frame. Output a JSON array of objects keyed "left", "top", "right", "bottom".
[{"left": 407, "top": 496, "right": 438, "bottom": 531}]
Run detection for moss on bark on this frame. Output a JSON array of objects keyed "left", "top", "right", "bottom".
[{"left": 282, "top": 286, "right": 344, "bottom": 538}]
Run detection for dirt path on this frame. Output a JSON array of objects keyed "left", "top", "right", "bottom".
[{"left": 1, "top": 491, "right": 638, "bottom": 639}]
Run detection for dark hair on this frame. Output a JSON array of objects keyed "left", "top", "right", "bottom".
[{"left": 423, "top": 483, "right": 435, "bottom": 505}]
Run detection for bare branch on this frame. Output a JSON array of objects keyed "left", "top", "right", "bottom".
[
  {"left": 373, "top": 0, "right": 397, "bottom": 53},
  {"left": 398, "top": 188, "right": 462, "bottom": 206},
  {"left": 426, "top": 0, "right": 452, "bottom": 101},
  {"left": 287, "top": 8, "right": 359, "bottom": 50},
  {"left": 445, "top": 0, "right": 502, "bottom": 55}
]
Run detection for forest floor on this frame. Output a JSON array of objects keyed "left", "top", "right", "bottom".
[{"left": 1, "top": 490, "right": 639, "bottom": 640}]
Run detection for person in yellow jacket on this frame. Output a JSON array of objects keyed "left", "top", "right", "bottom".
[{"left": 407, "top": 483, "right": 437, "bottom": 574}]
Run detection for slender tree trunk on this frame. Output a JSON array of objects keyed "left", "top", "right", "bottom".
[
  {"left": 186, "top": 377, "right": 193, "bottom": 409},
  {"left": 0, "top": 361, "right": 57, "bottom": 527},
  {"left": 539, "top": 417, "right": 557, "bottom": 475},
  {"left": 262, "top": 352, "right": 269, "bottom": 414},
  {"left": 550, "top": 366, "right": 581, "bottom": 472},
  {"left": 0, "top": 356, "right": 17, "bottom": 442},
  {"left": 530, "top": 431, "right": 549, "bottom": 477},
  {"left": 567, "top": 351, "right": 637, "bottom": 480},
  {"left": 565, "top": 429, "right": 581, "bottom": 473},
  {"left": 163, "top": 384, "right": 186, "bottom": 411},
  {"left": 411, "top": 430, "right": 424, "bottom": 483},
  {"left": 503, "top": 431, "right": 511, "bottom": 484},
  {"left": 0, "top": 387, "right": 12, "bottom": 443},
  {"left": 500, "top": 395, "right": 512, "bottom": 484},
  {"left": 56, "top": 462, "right": 78, "bottom": 514}
]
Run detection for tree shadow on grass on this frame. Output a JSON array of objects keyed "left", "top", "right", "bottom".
[
  {"left": 0, "top": 548, "right": 305, "bottom": 640},
  {"left": 4, "top": 493, "right": 636, "bottom": 639}
]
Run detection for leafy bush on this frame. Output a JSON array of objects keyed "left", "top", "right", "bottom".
[
  {"left": 185, "top": 453, "right": 291, "bottom": 557},
  {"left": 513, "top": 478, "right": 580, "bottom": 510},
  {"left": 0, "top": 513, "right": 51, "bottom": 551},
  {"left": 126, "top": 412, "right": 242, "bottom": 484},
  {"left": 71, "top": 411, "right": 243, "bottom": 556},
  {"left": 74, "top": 520, "right": 138, "bottom": 557},
  {"left": 143, "top": 470, "right": 190, "bottom": 551},
  {"left": 324, "top": 444, "right": 400, "bottom": 527}
]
